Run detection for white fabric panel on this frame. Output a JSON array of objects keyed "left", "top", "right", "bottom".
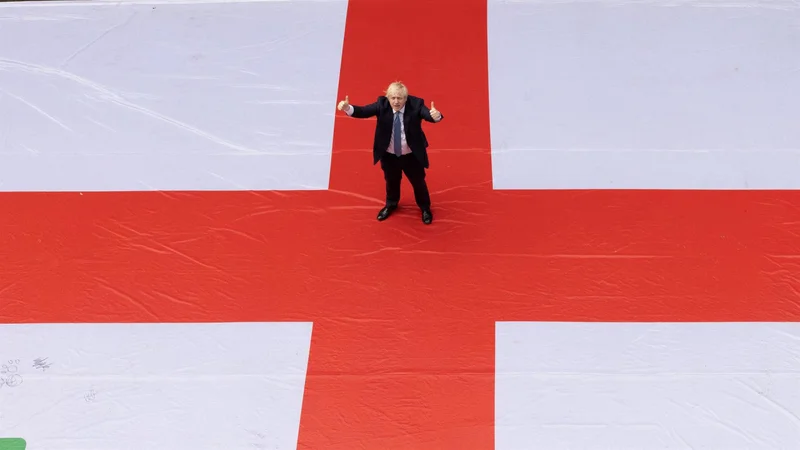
[
  {"left": 0, "top": 1, "right": 347, "bottom": 191},
  {"left": 495, "top": 321, "right": 800, "bottom": 449},
  {"left": 487, "top": 0, "right": 800, "bottom": 189},
  {"left": 0, "top": 322, "right": 312, "bottom": 450}
]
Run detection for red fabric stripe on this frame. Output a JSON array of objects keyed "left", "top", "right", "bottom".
[{"left": 298, "top": 0, "right": 495, "bottom": 447}]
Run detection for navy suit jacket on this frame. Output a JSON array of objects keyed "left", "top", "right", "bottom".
[{"left": 349, "top": 95, "right": 443, "bottom": 169}]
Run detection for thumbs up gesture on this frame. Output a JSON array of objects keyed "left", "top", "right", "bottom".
[
  {"left": 337, "top": 95, "right": 350, "bottom": 111},
  {"left": 429, "top": 101, "right": 441, "bottom": 120}
]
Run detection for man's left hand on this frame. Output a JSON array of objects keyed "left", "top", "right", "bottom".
[{"left": 430, "top": 101, "right": 441, "bottom": 120}]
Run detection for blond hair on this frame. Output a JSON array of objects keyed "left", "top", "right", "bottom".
[{"left": 384, "top": 81, "right": 408, "bottom": 98}]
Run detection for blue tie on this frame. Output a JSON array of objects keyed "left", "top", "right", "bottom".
[{"left": 393, "top": 111, "right": 402, "bottom": 156}]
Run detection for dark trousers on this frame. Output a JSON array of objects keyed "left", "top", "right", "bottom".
[{"left": 380, "top": 152, "right": 431, "bottom": 210}]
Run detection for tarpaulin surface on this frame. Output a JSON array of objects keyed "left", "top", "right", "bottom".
[{"left": 1, "top": 0, "right": 800, "bottom": 448}]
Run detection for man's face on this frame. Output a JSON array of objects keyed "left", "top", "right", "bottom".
[{"left": 387, "top": 91, "right": 407, "bottom": 111}]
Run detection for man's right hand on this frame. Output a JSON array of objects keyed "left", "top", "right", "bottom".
[{"left": 337, "top": 95, "right": 349, "bottom": 111}]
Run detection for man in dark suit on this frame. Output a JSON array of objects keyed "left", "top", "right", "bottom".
[{"left": 337, "top": 82, "right": 443, "bottom": 224}]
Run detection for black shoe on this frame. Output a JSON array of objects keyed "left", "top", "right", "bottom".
[
  {"left": 377, "top": 204, "right": 397, "bottom": 221},
  {"left": 421, "top": 209, "right": 433, "bottom": 224}
]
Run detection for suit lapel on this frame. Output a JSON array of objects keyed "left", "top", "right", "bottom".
[
  {"left": 382, "top": 100, "right": 393, "bottom": 128},
  {"left": 402, "top": 99, "right": 412, "bottom": 128}
]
